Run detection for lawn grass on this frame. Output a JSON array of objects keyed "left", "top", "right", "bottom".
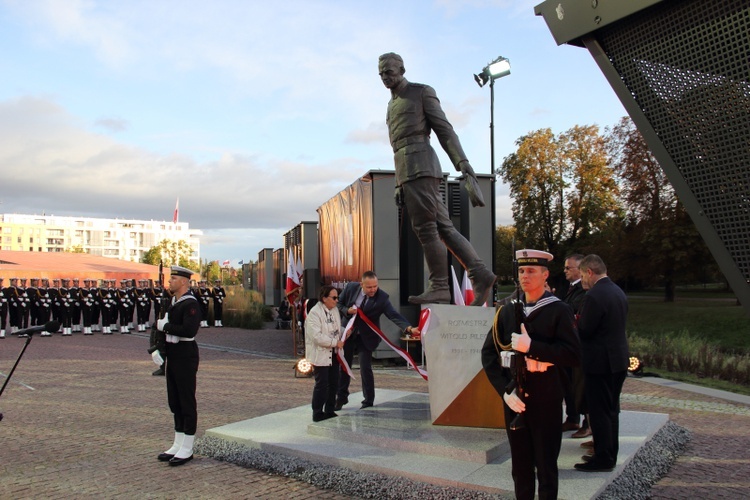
[
  {"left": 636, "top": 367, "right": 750, "bottom": 397},
  {"left": 627, "top": 295, "right": 750, "bottom": 354}
]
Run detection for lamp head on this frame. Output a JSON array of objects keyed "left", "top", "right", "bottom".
[
  {"left": 475, "top": 56, "right": 511, "bottom": 87},
  {"left": 488, "top": 57, "right": 511, "bottom": 78}
]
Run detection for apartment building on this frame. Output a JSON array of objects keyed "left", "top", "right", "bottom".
[{"left": 0, "top": 213, "right": 202, "bottom": 263}]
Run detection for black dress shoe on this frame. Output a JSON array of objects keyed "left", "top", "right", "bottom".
[
  {"left": 334, "top": 398, "right": 348, "bottom": 411},
  {"left": 157, "top": 453, "right": 174, "bottom": 462},
  {"left": 168, "top": 455, "right": 193, "bottom": 466},
  {"left": 324, "top": 412, "right": 338, "bottom": 419},
  {"left": 574, "top": 460, "right": 614, "bottom": 472},
  {"left": 152, "top": 368, "right": 165, "bottom": 376},
  {"left": 312, "top": 413, "right": 328, "bottom": 422},
  {"left": 360, "top": 402, "right": 373, "bottom": 409}
]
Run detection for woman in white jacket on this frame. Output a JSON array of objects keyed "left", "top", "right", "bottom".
[{"left": 304, "top": 285, "right": 346, "bottom": 422}]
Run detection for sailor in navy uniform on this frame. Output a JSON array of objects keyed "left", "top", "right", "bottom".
[
  {"left": 70, "top": 278, "right": 82, "bottom": 332},
  {"left": 211, "top": 279, "right": 226, "bottom": 327},
  {"left": 59, "top": 278, "right": 74, "bottom": 336},
  {"left": 197, "top": 280, "right": 211, "bottom": 328},
  {"left": 482, "top": 249, "right": 580, "bottom": 500},
  {"left": 37, "top": 279, "right": 52, "bottom": 336},
  {"left": 0, "top": 278, "right": 6, "bottom": 338},
  {"left": 153, "top": 265, "right": 201, "bottom": 466},
  {"left": 135, "top": 279, "right": 152, "bottom": 332}
]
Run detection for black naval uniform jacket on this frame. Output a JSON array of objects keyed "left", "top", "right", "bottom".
[
  {"left": 481, "top": 291, "right": 580, "bottom": 500},
  {"left": 163, "top": 293, "right": 202, "bottom": 435}
]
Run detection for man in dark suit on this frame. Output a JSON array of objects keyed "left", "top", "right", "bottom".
[
  {"left": 560, "top": 253, "right": 588, "bottom": 435},
  {"left": 335, "top": 270, "right": 419, "bottom": 410},
  {"left": 379, "top": 52, "right": 496, "bottom": 307},
  {"left": 574, "top": 254, "right": 629, "bottom": 472}
]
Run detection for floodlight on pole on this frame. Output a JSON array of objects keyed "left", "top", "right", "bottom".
[{"left": 474, "top": 56, "right": 511, "bottom": 175}]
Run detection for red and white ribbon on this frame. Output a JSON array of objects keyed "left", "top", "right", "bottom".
[
  {"left": 337, "top": 314, "right": 357, "bottom": 380},
  {"left": 355, "top": 308, "right": 428, "bottom": 380}
]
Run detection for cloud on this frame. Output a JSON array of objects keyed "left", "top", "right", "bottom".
[
  {"left": 0, "top": 95, "right": 359, "bottom": 232},
  {"left": 95, "top": 117, "right": 129, "bottom": 132}
]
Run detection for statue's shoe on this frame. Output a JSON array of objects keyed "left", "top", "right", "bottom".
[
  {"left": 408, "top": 290, "right": 451, "bottom": 305},
  {"left": 470, "top": 271, "right": 497, "bottom": 306}
]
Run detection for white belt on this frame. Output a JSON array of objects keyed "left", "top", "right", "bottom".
[{"left": 166, "top": 334, "right": 195, "bottom": 344}]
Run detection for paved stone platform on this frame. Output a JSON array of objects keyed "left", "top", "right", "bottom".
[{"left": 205, "top": 389, "right": 669, "bottom": 499}]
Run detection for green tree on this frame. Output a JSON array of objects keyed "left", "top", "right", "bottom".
[
  {"left": 494, "top": 225, "right": 516, "bottom": 284},
  {"left": 140, "top": 239, "right": 198, "bottom": 271},
  {"left": 606, "top": 117, "right": 718, "bottom": 300},
  {"left": 141, "top": 246, "right": 162, "bottom": 265},
  {"left": 499, "top": 125, "right": 621, "bottom": 259},
  {"left": 499, "top": 128, "right": 566, "bottom": 254},
  {"left": 560, "top": 124, "right": 621, "bottom": 245}
]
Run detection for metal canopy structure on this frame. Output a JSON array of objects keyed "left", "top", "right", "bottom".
[{"left": 535, "top": 0, "right": 750, "bottom": 314}]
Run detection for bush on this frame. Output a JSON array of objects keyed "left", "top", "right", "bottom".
[
  {"left": 215, "top": 287, "right": 273, "bottom": 329},
  {"left": 628, "top": 331, "right": 750, "bottom": 386}
]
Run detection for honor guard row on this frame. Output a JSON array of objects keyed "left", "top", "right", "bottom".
[
  {"left": 1, "top": 277, "right": 227, "bottom": 338},
  {"left": 191, "top": 279, "right": 225, "bottom": 328}
]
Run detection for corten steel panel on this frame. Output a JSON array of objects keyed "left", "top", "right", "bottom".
[
  {"left": 257, "top": 248, "right": 275, "bottom": 306},
  {"left": 284, "top": 221, "right": 319, "bottom": 300},
  {"left": 536, "top": 0, "right": 750, "bottom": 313},
  {"left": 273, "top": 248, "right": 285, "bottom": 306}
]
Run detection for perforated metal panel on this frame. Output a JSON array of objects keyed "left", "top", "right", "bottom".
[
  {"left": 535, "top": 0, "right": 750, "bottom": 311},
  {"left": 596, "top": 0, "right": 750, "bottom": 280}
]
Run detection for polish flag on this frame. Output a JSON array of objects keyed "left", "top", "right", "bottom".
[
  {"left": 285, "top": 258, "right": 301, "bottom": 301},
  {"left": 462, "top": 271, "right": 475, "bottom": 305},
  {"left": 451, "top": 266, "right": 465, "bottom": 306},
  {"left": 295, "top": 256, "right": 304, "bottom": 283},
  {"left": 173, "top": 198, "right": 179, "bottom": 224},
  {"left": 222, "top": 260, "right": 230, "bottom": 266}
]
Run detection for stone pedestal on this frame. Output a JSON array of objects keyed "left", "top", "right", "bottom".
[{"left": 421, "top": 304, "right": 505, "bottom": 428}]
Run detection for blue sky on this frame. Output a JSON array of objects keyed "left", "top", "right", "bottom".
[{"left": 0, "top": 0, "right": 627, "bottom": 264}]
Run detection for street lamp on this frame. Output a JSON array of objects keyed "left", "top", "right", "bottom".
[{"left": 474, "top": 56, "right": 511, "bottom": 174}]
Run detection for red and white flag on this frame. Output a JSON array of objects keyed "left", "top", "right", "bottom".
[
  {"left": 295, "top": 257, "right": 303, "bottom": 283},
  {"left": 173, "top": 198, "right": 179, "bottom": 224},
  {"left": 451, "top": 266, "right": 465, "bottom": 306},
  {"left": 222, "top": 259, "right": 230, "bottom": 266},
  {"left": 461, "top": 271, "right": 474, "bottom": 305},
  {"left": 285, "top": 257, "right": 301, "bottom": 301},
  {"left": 462, "top": 271, "right": 487, "bottom": 306}
]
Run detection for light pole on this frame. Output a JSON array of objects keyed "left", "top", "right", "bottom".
[{"left": 474, "top": 56, "right": 511, "bottom": 174}]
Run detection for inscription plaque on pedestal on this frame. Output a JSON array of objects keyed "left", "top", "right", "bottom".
[{"left": 422, "top": 304, "right": 505, "bottom": 428}]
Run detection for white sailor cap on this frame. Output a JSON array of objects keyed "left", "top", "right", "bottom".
[
  {"left": 516, "top": 249, "right": 553, "bottom": 267},
  {"left": 170, "top": 265, "right": 194, "bottom": 279}
]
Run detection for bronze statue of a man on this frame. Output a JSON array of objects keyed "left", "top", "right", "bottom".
[{"left": 379, "top": 52, "right": 496, "bottom": 306}]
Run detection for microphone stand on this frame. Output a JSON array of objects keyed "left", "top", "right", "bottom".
[{"left": 0, "top": 331, "right": 37, "bottom": 422}]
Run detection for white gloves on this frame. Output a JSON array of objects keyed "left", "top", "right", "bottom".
[
  {"left": 503, "top": 389, "right": 526, "bottom": 414},
  {"left": 511, "top": 324, "right": 531, "bottom": 353},
  {"left": 157, "top": 313, "right": 169, "bottom": 332},
  {"left": 151, "top": 350, "right": 164, "bottom": 366}
]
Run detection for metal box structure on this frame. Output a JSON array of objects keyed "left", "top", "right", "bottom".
[
  {"left": 256, "top": 248, "right": 275, "bottom": 306},
  {"left": 535, "top": 0, "right": 750, "bottom": 313},
  {"left": 317, "top": 170, "right": 495, "bottom": 358},
  {"left": 284, "top": 221, "right": 320, "bottom": 301}
]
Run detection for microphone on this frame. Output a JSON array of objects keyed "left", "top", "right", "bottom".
[{"left": 15, "top": 320, "right": 60, "bottom": 336}]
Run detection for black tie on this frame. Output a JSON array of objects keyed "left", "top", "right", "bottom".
[{"left": 360, "top": 296, "right": 368, "bottom": 311}]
